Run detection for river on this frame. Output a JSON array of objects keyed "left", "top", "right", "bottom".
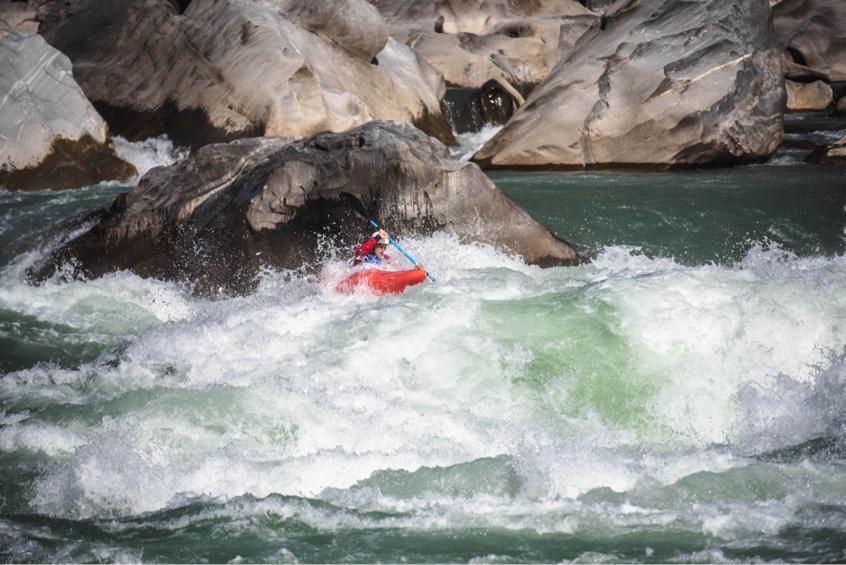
[{"left": 0, "top": 138, "right": 845, "bottom": 562}]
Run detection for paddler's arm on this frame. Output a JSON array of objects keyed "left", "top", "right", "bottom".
[{"left": 352, "top": 233, "right": 379, "bottom": 264}]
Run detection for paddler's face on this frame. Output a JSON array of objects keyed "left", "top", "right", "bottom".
[{"left": 374, "top": 244, "right": 387, "bottom": 257}]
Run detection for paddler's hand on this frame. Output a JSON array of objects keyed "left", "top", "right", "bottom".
[
  {"left": 414, "top": 263, "right": 425, "bottom": 271},
  {"left": 378, "top": 229, "right": 389, "bottom": 240}
]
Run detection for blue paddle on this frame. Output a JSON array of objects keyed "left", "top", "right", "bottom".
[{"left": 370, "top": 220, "right": 435, "bottom": 283}]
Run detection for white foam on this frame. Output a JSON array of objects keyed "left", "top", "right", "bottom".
[
  {"left": 0, "top": 241, "right": 842, "bottom": 523},
  {"left": 113, "top": 135, "right": 189, "bottom": 179},
  {"left": 0, "top": 259, "right": 197, "bottom": 336},
  {"left": 450, "top": 124, "right": 504, "bottom": 161},
  {"left": 0, "top": 420, "right": 87, "bottom": 456}
]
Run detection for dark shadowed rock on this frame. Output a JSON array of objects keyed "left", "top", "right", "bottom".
[
  {"left": 0, "top": 30, "right": 135, "bottom": 191},
  {"left": 30, "top": 122, "right": 579, "bottom": 294},
  {"left": 772, "top": 0, "right": 846, "bottom": 82},
  {"left": 474, "top": 0, "right": 785, "bottom": 168},
  {"left": 807, "top": 134, "right": 846, "bottom": 164},
  {"left": 443, "top": 80, "right": 519, "bottom": 134},
  {"left": 39, "top": 0, "right": 453, "bottom": 148}
]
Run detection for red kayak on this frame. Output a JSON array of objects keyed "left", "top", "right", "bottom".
[{"left": 336, "top": 268, "right": 426, "bottom": 295}]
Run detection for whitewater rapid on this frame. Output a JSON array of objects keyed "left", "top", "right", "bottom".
[
  {"left": 1, "top": 233, "right": 844, "bottom": 531},
  {"left": 1, "top": 149, "right": 845, "bottom": 561}
]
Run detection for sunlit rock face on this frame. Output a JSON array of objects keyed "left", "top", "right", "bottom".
[
  {"left": 39, "top": 0, "right": 453, "bottom": 149},
  {"left": 473, "top": 0, "right": 785, "bottom": 169},
  {"left": 0, "top": 30, "right": 135, "bottom": 190},
  {"left": 371, "top": 0, "right": 598, "bottom": 95}
]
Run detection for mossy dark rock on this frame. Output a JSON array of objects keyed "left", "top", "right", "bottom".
[{"left": 0, "top": 135, "right": 136, "bottom": 191}]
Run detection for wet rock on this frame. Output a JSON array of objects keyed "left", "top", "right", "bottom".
[
  {"left": 772, "top": 0, "right": 846, "bottom": 82},
  {"left": 31, "top": 122, "right": 579, "bottom": 294},
  {"left": 371, "top": 0, "right": 598, "bottom": 93},
  {"left": 443, "top": 80, "right": 518, "bottom": 134},
  {"left": 474, "top": 0, "right": 785, "bottom": 169},
  {"left": 39, "top": 0, "right": 452, "bottom": 148},
  {"left": 807, "top": 134, "right": 846, "bottom": 164},
  {"left": 0, "top": 30, "right": 136, "bottom": 191},
  {"left": 785, "top": 79, "right": 833, "bottom": 110}
]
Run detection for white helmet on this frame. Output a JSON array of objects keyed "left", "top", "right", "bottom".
[{"left": 376, "top": 237, "right": 389, "bottom": 246}]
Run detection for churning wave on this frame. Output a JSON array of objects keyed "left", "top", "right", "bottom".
[{"left": 1, "top": 235, "right": 844, "bottom": 538}]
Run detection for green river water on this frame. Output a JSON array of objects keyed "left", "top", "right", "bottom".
[{"left": 0, "top": 149, "right": 845, "bottom": 562}]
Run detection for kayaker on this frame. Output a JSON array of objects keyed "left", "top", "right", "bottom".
[
  {"left": 352, "top": 229, "right": 424, "bottom": 271},
  {"left": 353, "top": 229, "right": 392, "bottom": 267}
]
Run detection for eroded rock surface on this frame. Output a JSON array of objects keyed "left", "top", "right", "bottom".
[
  {"left": 772, "top": 0, "right": 846, "bottom": 82},
  {"left": 475, "top": 0, "right": 785, "bottom": 168},
  {"left": 0, "top": 30, "right": 135, "bottom": 190},
  {"left": 31, "top": 122, "right": 578, "bottom": 294},
  {"left": 372, "top": 0, "right": 597, "bottom": 93},
  {"left": 39, "top": 0, "right": 452, "bottom": 148}
]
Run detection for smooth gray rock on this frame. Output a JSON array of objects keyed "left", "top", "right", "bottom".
[
  {"left": 279, "top": 0, "right": 388, "bottom": 61},
  {"left": 371, "top": 0, "right": 597, "bottom": 93},
  {"left": 0, "top": 29, "right": 135, "bottom": 190},
  {"left": 773, "top": 0, "right": 846, "bottom": 82},
  {"left": 32, "top": 122, "right": 579, "bottom": 294},
  {"left": 39, "top": 0, "right": 452, "bottom": 148},
  {"left": 474, "top": 0, "right": 785, "bottom": 168}
]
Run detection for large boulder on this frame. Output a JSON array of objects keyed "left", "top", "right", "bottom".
[
  {"left": 31, "top": 122, "right": 579, "bottom": 294},
  {"left": 0, "top": 30, "right": 136, "bottom": 191},
  {"left": 474, "top": 0, "right": 785, "bottom": 168},
  {"left": 39, "top": 0, "right": 453, "bottom": 149},
  {"left": 772, "top": 0, "right": 846, "bottom": 82},
  {"left": 371, "top": 0, "right": 598, "bottom": 94},
  {"left": 785, "top": 79, "right": 833, "bottom": 110}
]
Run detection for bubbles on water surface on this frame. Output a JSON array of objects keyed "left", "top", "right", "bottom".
[{"left": 0, "top": 237, "right": 842, "bottom": 530}]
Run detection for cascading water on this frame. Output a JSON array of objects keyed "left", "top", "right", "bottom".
[
  {"left": 113, "top": 135, "right": 190, "bottom": 178},
  {"left": 0, "top": 156, "right": 844, "bottom": 562}
]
